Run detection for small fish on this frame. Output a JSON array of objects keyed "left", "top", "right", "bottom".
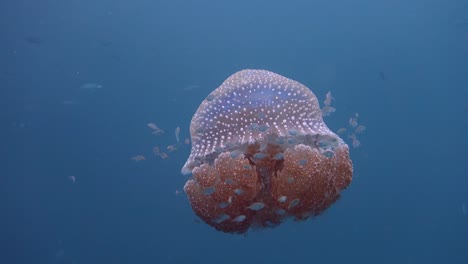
[
  {"left": 80, "top": 82, "right": 103, "bottom": 90},
  {"left": 61, "top": 100, "right": 76, "bottom": 105},
  {"left": 25, "top": 36, "right": 41, "bottom": 45},
  {"left": 147, "top": 123, "right": 158, "bottom": 130},
  {"left": 183, "top": 85, "right": 200, "bottom": 91},
  {"left": 152, "top": 129, "right": 164, "bottom": 135},
  {"left": 148, "top": 123, "right": 164, "bottom": 135},
  {"left": 175, "top": 126, "right": 180, "bottom": 142},
  {"left": 218, "top": 202, "right": 229, "bottom": 208},
  {"left": 166, "top": 145, "right": 177, "bottom": 152},
  {"left": 131, "top": 155, "right": 146, "bottom": 162},
  {"left": 348, "top": 134, "right": 361, "bottom": 148},
  {"left": 233, "top": 215, "right": 247, "bottom": 222},
  {"left": 214, "top": 214, "right": 230, "bottom": 223},
  {"left": 153, "top": 146, "right": 169, "bottom": 159},
  {"left": 153, "top": 146, "right": 161, "bottom": 155},
  {"left": 321, "top": 106, "right": 336, "bottom": 116},
  {"left": 323, "top": 91, "right": 334, "bottom": 106},
  {"left": 247, "top": 202, "right": 265, "bottom": 211},
  {"left": 203, "top": 187, "right": 216, "bottom": 195},
  {"left": 273, "top": 153, "right": 284, "bottom": 160},
  {"left": 234, "top": 188, "right": 244, "bottom": 195},
  {"left": 349, "top": 116, "right": 358, "bottom": 128},
  {"left": 277, "top": 196, "right": 287, "bottom": 203},
  {"left": 288, "top": 198, "right": 300, "bottom": 209},
  {"left": 379, "top": 71, "right": 386, "bottom": 80},
  {"left": 337, "top": 128, "right": 347, "bottom": 134},
  {"left": 253, "top": 153, "right": 266, "bottom": 159},
  {"left": 355, "top": 125, "right": 366, "bottom": 134},
  {"left": 68, "top": 176, "right": 76, "bottom": 183}
]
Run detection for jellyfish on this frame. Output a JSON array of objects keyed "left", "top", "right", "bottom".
[{"left": 181, "top": 69, "right": 353, "bottom": 234}]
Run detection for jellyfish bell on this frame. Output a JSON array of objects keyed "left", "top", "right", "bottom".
[{"left": 182, "top": 69, "right": 353, "bottom": 234}]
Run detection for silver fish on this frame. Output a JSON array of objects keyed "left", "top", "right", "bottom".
[{"left": 80, "top": 82, "right": 103, "bottom": 90}]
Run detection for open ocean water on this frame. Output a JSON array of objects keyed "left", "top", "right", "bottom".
[{"left": 1, "top": 0, "right": 467, "bottom": 263}]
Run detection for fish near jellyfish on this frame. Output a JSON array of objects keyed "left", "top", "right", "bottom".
[{"left": 182, "top": 69, "right": 353, "bottom": 234}]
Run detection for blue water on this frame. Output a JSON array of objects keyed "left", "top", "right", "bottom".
[{"left": 2, "top": 0, "right": 467, "bottom": 263}]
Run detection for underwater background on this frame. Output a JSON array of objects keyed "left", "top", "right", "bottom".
[{"left": 1, "top": 0, "right": 467, "bottom": 263}]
